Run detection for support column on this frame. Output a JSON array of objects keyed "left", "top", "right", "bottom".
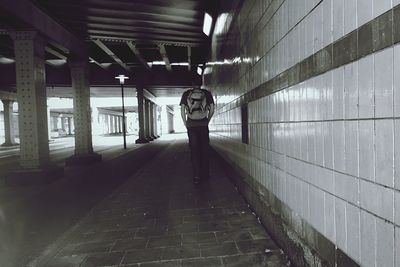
[
  {"left": 118, "top": 116, "right": 122, "bottom": 133},
  {"left": 6, "top": 31, "right": 62, "bottom": 185},
  {"left": 104, "top": 114, "right": 109, "bottom": 134},
  {"left": 135, "top": 87, "right": 149, "bottom": 143},
  {"left": 1, "top": 100, "right": 17, "bottom": 146},
  {"left": 67, "top": 117, "right": 72, "bottom": 135},
  {"left": 66, "top": 57, "right": 101, "bottom": 165},
  {"left": 149, "top": 102, "right": 156, "bottom": 139},
  {"left": 145, "top": 99, "right": 154, "bottom": 141},
  {"left": 110, "top": 115, "right": 115, "bottom": 134},
  {"left": 47, "top": 105, "right": 52, "bottom": 140},
  {"left": 154, "top": 104, "right": 160, "bottom": 138},
  {"left": 114, "top": 116, "right": 119, "bottom": 133}
]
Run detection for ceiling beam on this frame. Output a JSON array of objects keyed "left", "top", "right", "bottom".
[
  {"left": 88, "top": 30, "right": 204, "bottom": 42},
  {"left": 93, "top": 39, "right": 129, "bottom": 71},
  {"left": 45, "top": 46, "right": 67, "bottom": 60},
  {"left": 126, "top": 41, "right": 150, "bottom": 70},
  {"left": 187, "top": 46, "right": 191, "bottom": 71},
  {"left": 0, "top": 0, "right": 86, "bottom": 58},
  {"left": 89, "top": 57, "right": 107, "bottom": 69},
  {"left": 90, "top": 35, "right": 203, "bottom": 47},
  {"left": 87, "top": 7, "right": 200, "bottom": 23},
  {"left": 158, "top": 44, "right": 171, "bottom": 72}
]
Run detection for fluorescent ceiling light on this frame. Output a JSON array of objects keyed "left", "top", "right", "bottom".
[
  {"left": 214, "top": 13, "right": 229, "bottom": 35},
  {"left": 151, "top": 61, "right": 166, "bottom": 65},
  {"left": 203, "top": 13, "right": 212, "bottom": 36},
  {"left": 0, "top": 56, "right": 15, "bottom": 64},
  {"left": 197, "top": 66, "right": 202, "bottom": 75}
]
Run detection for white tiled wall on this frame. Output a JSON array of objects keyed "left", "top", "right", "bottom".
[{"left": 207, "top": 0, "right": 399, "bottom": 266}]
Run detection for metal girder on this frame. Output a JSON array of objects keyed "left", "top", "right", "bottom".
[
  {"left": 0, "top": 0, "right": 86, "bottom": 58},
  {"left": 93, "top": 39, "right": 129, "bottom": 71},
  {"left": 90, "top": 35, "right": 203, "bottom": 47},
  {"left": 89, "top": 57, "right": 107, "bottom": 69},
  {"left": 126, "top": 41, "right": 150, "bottom": 70},
  {"left": 0, "top": 90, "right": 17, "bottom": 101},
  {"left": 158, "top": 44, "right": 171, "bottom": 72},
  {"left": 45, "top": 46, "right": 67, "bottom": 60}
]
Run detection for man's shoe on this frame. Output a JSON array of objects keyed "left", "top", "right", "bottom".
[{"left": 193, "top": 177, "right": 200, "bottom": 184}]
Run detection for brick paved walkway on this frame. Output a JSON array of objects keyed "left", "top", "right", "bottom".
[{"left": 33, "top": 139, "right": 290, "bottom": 267}]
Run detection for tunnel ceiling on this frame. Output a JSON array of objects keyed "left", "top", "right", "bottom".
[{"left": 0, "top": 0, "right": 219, "bottom": 97}]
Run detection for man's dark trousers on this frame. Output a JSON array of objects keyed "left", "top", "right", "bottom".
[{"left": 187, "top": 126, "right": 210, "bottom": 181}]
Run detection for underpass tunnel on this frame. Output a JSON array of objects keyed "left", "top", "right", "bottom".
[{"left": 0, "top": 0, "right": 399, "bottom": 267}]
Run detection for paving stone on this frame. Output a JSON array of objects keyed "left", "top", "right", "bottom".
[
  {"left": 236, "top": 239, "right": 279, "bottom": 253},
  {"left": 44, "top": 255, "right": 86, "bottom": 267},
  {"left": 200, "top": 242, "right": 238, "bottom": 257},
  {"left": 73, "top": 241, "right": 115, "bottom": 254},
  {"left": 198, "top": 221, "right": 230, "bottom": 232},
  {"left": 111, "top": 238, "right": 148, "bottom": 251},
  {"left": 122, "top": 248, "right": 163, "bottom": 264},
  {"left": 81, "top": 252, "right": 123, "bottom": 267},
  {"left": 215, "top": 230, "right": 253, "bottom": 242},
  {"left": 181, "top": 257, "right": 222, "bottom": 267},
  {"left": 162, "top": 244, "right": 200, "bottom": 260},
  {"left": 140, "top": 260, "right": 182, "bottom": 267},
  {"left": 148, "top": 235, "right": 182, "bottom": 248},
  {"left": 182, "top": 232, "right": 216, "bottom": 244},
  {"left": 222, "top": 253, "right": 267, "bottom": 267}
]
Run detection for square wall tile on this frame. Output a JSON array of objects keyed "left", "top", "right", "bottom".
[
  {"left": 332, "top": 67, "right": 344, "bottom": 120},
  {"left": 374, "top": 48, "right": 394, "bottom": 118},
  {"left": 346, "top": 203, "right": 360, "bottom": 262},
  {"left": 307, "top": 122, "right": 316, "bottom": 163},
  {"left": 358, "top": 120, "right": 375, "bottom": 181},
  {"left": 323, "top": 121, "right": 334, "bottom": 169},
  {"left": 335, "top": 197, "right": 347, "bottom": 251},
  {"left": 324, "top": 71, "right": 333, "bottom": 120},
  {"left": 309, "top": 185, "right": 325, "bottom": 233},
  {"left": 333, "top": 121, "right": 345, "bottom": 172},
  {"left": 324, "top": 193, "right": 335, "bottom": 242},
  {"left": 358, "top": 0, "right": 373, "bottom": 27},
  {"left": 332, "top": 0, "right": 344, "bottom": 42},
  {"left": 396, "top": 191, "right": 400, "bottom": 226},
  {"left": 360, "top": 210, "right": 376, "bottom": 267},
  {"left": 358, "top": 55, "right": 374, "bottom": 119},
  {"left": 373, "top": 0, "right": 392, "bottom": 18},
  {"left": 345, "top": 121, "right": 359, "bottom": 177},
  {"left": 375, "top": 217, "right": 394, "bottom": 267},
  {"left": 375, "top": 119, "right": 394, "bottom": 187},
  {"left": 315, "top": 122, "right": 324, "bottom": 167},
  {"left": 360, "top": 179, "right": 394, "bottom": 222},
  {"left": 322, "top": 0, "right": 333, "bottom": 47},
  {"left": 395, "top": 120, "right": 400, "bottom": 189},
  {"left": 344, "top": 0, "right": 357, "bottom": 35},
  {"left": 344, "top": 62, "right": 359, "bottom": 119},
  {"left": 394, "top": 45, "right": 400, "bottom": 116},
  {"left": 334, "top": 172, "right": 359, "bottom": 205},
  {"left": 396, "top": 227, "right": 400, "bottom": 267}
]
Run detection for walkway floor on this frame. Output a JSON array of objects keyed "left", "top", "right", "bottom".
[{"left": 30, "top": 137, "right": 290, "bottom": 267}]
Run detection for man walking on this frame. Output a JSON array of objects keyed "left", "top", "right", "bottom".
[{"left": 180, "top": 85, "right": 214, "bottom": 184}]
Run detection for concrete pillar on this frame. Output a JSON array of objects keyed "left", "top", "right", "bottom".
[
  {"left": 145, "top": 99, "right": 154, "bottom": 141},
  {"left": 110, "top": 115, "right": 114, "bottom": 134},
  {"left": 47, "top": 105, "right": 52, "bottom": 140},
  {"left": 114, "top": 116, "right": 119, "bottom": 133},
  {"left": 118, "top": 116, "right": 122, "bottom": 133},
  {"left": 1, "top": 100, "right": 16, "bottom": 146},
  {"left": 168, "top": 109, "right": 174, "bottom": 133},
  {"left": 104, "top": 114, "right": 109, "bottom": 134},
  {"left": 149, "top": 102, "right": 156, "bottom": 139},
  {"left": 154, "top": 104, "right": 160, "bottom": 138},
  {"left": 135, "top": 87, "right": 149, "bottom": 143},
  {"left": 67, "top": 117, "right": 72, "bottom": 135},
  {"left": 66, "top": 58, "right": 101, "bottom": 165},
  {"left": 7, "top": 31, "right": 62, "bottom": 184}
]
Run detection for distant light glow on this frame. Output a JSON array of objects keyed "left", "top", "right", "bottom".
[
  {"left": 115, "top": 74, "right": 129, "bottom": 84},
  {"left": 214, "top": 13, "right": 229, "bottom": 35},
  {"left": 0, "top": 56, "right": 15, "bottom": 64},
  {"left": 151, "top": 61, "right": 166, "bottom": 66},
  {"left": 171, "top": 62, "right": 189, "bottom": 66},
  {"left": 197, "top": 66, "right": 202, "bottom": 75},
  {"left": 46, "top": 59, "right": 67, "bottom": 66},
  {"left": 202, "top": 13, "right": 212, "bottom": 36}
]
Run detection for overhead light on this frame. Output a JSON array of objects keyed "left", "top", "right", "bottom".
[
  {"left": 0, "top": 56, "right": 15, "bottom": 64},
  {"left": 197, "top": 66, "right": 202, "bottom": 75},
  {"left": 151, "top": 61, "right": 166, "bottom": 65},
  {"left": 115, "top": 74, "right": 129, "bottom": 85},
  {"left": 203, "top": 13, "right": 212, "bottom": 36}
]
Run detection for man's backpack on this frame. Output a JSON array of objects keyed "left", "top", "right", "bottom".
[{"left": 186, "top": 89, "right": 208, "bottom": 120}]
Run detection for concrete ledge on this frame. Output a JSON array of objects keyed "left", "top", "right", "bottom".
[
  {"left": 212, "top": 148, "right": 359, "bottom": 267},
  {"left": 1, "top": 142, "right": 19, "bottom": 147},
  {"left": 5, "top": 164, "right": 64, "bottom": 186},
  {"left": 65, "top": 152, "right": 102, "bottom": 166},
  {"left": 135, "top": 138, "right": 149, "bottom": 144}
]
